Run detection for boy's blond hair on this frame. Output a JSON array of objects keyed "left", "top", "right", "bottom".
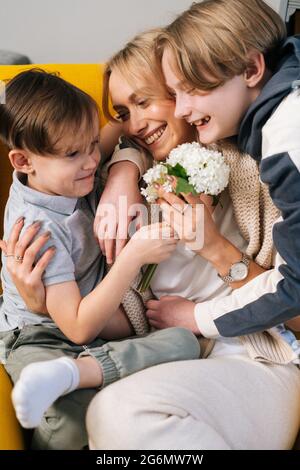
[
  {"left": 157, "top": 0, "right": 286, "bottom": 90},
  {"left": 102, "top": 29, "right": 171, "bottom": 122}
]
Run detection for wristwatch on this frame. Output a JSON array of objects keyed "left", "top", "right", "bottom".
[{"left": 218, "top": 253, "right": 251, "bottom": 284}]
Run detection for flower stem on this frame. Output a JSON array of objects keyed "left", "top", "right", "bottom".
[{"left": 137, "top": 264, "right": 158, "bottom": 293}]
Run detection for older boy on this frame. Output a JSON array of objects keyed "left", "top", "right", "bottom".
[{"left": 157, "top": 0, "right": 300, "bottom": 338}]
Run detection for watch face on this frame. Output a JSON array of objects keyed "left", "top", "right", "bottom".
[{"left": 230, "top": 262, "right": 248, "bottom": 281}]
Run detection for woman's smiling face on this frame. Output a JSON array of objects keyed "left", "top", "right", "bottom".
[{"left": 109, "top": 69, "right": 195, "bottom": 161}]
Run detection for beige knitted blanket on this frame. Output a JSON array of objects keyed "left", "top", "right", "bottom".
[{"left": 120, "top": 141, "right": 297, "bottom": 365}]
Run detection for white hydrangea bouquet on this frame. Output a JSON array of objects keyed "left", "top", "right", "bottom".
[{"left": 137, "top": 142, "right": 230, "bottom": 292}]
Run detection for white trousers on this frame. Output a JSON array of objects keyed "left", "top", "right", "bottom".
[{"left": 86, "top": 354, "right": 300, "bottom": 450}]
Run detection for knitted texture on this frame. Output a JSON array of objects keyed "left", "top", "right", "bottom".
[
  {"left": 118, "top": 143, "right": 294, "bottom": 364},
  {"left": 218, "top": 140, "right": 280, "bottom": 269},
  {"left": 240, "top": 330, "right": 298, "bottom": 365},
  {"left": 121, "top": 271, "right": 152, "bottom": 336}
]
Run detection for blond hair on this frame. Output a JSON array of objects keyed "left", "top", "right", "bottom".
[
  {"left": 157, "top": 0, "right": 286, "bottom": 90},
  {"left": 103, "top": 29, "right": 170, "bottom": 121}
]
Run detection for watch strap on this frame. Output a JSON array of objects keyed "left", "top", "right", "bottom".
[{"left": 218, "top": 253, "right": 251, "bottom": 284}]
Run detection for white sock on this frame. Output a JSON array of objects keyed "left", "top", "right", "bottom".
[{"left": 12, "top": 356, "right": 80, "bottom": 429}]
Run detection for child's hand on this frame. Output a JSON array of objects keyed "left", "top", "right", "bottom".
[
  {"left": 94, "top": 162, "right": 144, "bottom": 264},
  {"left": 127, "top": 222, "right": 178, "bottom": 266}
]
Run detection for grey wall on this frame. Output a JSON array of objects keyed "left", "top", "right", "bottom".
[{"left": 0, "top": 0, "right": 193, "bottom": 63}]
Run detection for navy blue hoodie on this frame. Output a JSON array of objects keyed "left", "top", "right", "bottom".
[{"left": 212, "top": 35, "right": 300, "bottom": 336}]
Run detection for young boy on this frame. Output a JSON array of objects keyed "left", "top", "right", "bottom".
[
  {"left": 157, "top": 0, "right": 300, "bottom": 338},
  {"left": 0, "top": 70, "right": 200, "bottom": 449}
]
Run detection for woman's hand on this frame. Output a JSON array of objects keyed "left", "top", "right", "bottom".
[
  {"left": 157, "top": 178, "right": 266, "bottom": 288},
  {"left": 125, "top": 222, "right": 178, "bottom": 266},
  {"left": 156, "top": 179, "right": 224, "bottom": 261},
  {"left": 145, "top": 295, "right": 200, "bottom": 334},
  {"left": 0, "top": 217, "right": 55, "bottom": 315},
  {"left": 94, "top": 161, "right": 144, "bottom": 264}
]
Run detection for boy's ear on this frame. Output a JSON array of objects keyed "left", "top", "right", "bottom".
[
  {"left": 244, "top": 51, "right": 266, "bottom": 88},
  {"left": 8, "top": 149, "right": 34, "bottom": 174}
]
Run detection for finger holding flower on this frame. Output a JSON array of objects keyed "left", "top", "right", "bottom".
[
  {"left": 138, "top": 142, "right": 230, "bottom": 292},
  {"left": 157, "top": 182, "right": 224, "bottom": 257}
]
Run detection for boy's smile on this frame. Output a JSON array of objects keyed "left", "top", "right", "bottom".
[
  {"left": 25, "top": 116, "right": 101, "bottom": 198},
  {"left": 161, "top": 48, "right": 257, "bottom": 144}
]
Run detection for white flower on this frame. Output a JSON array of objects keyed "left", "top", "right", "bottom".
[
  {"left": 140, "top": 185, "right": 158, "bottom": 203},
  {"left": 140, "top": 141, "right": 230, "bottom": 202},
  {"left": 143, "top": 164, "right": 168, "bottom": 185},
  {"left": 162, "top": 181, "right": 173, "bottom": 193},
  {"left": 166, "top": 142, "right": 230, "bottom": 196}
]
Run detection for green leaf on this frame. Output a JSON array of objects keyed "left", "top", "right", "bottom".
[
  {"left": 166, "top": 163, "right": 187, "bottom": 179},
  {"left": 175, "top": 177, "right": 197, "bottom": 196},
  {"left": 212, "top": 195, "right": 220, "bottom": 206}
]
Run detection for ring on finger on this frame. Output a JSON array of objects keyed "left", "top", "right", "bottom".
[
  {"left": 180, "top": 204, "right": 191, "bottom": 214},
  {"left": 15, "top": 255, "right": 24, "bottom": 262}
]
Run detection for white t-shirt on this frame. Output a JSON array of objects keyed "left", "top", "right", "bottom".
[{"left": 151, "top": 188, "right": 248, "bottom": 357}]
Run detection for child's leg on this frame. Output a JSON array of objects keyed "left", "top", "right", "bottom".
[
  {"left": 81, "top": 327, "right": 201, "bottom": 388},
  {"left": 12, "top": 355, "right": 102, "bottom": 429},
  {"left": 12, "top": 327, "right": 199, "bottom": 429},
  {"left": 2, "top": 324, "right": 106, "bottom": 447}
]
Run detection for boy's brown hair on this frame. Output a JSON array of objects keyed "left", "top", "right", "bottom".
[
  {"left": 0, "top": 69, "right": 99, "bottom": 155},
  {"left": 156, "top": 0, "right": 287, "bottom": 91},
  {"left": 102, "top": 29, "right": 171, "bottom": 122}
]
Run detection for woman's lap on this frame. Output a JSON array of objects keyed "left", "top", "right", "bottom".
[{"left": 86, "top": 354, "right": 300, "bottom": 450}]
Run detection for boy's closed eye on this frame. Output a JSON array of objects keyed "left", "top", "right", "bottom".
[
  {"left": 66, "top": 150, "right": 79, "bottom": 158},
  {"left": 65, "top": 138, "right": 100, "bottom": 158}
]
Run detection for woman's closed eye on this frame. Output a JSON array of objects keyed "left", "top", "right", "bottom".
[
  {"left": 116, "top": 111, "right": 129, "bottom": 122},
  {"left": 136, "top": 98, "right": 149, "bottom": 107},
  {"left": 114, "top": 107, "right": 129, "bottom": 122}
]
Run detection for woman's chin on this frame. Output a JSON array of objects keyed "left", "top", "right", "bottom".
[{"left": 152, "top": 151, "right": 167, "bottom": 162}]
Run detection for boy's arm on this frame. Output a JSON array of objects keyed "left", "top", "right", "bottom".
[
  {"left": 46, "top": 245, "right": 142, "bottom": 344},
  {"left": 46, "top": 223, "right": 176, "bottom": 344},
  {"left": 196, "top": 91, "right": 300, "bottom": 338},
  {"left": 194, "top": 256, "right": 285, "bottom": 337}
]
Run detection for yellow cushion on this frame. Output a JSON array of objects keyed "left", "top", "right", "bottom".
[
  {"left": 0, "top": 63, "right": 107, "bottom": 126},
  {"left": 0, "top": 365, "right": 24, "bottom": 449}
]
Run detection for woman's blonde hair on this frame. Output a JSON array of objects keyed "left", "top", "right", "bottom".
[
  {"left": 103, "top": 29, "right": 170, "bottom": 121},
  {"left": 156, "top": 0, "right": 287, "bottom": 90}
]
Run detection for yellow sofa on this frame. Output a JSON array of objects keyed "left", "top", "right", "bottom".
[
  {"left": 0, "top": 64, "right": 107, "bottom": 449},
  {"left": 0, "top": 63, "right": 299, "bottom": 450}
]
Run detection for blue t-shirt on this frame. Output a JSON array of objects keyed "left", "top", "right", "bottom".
[{"left": 0, "top": 171, "right": 104, "bottom": 331}]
